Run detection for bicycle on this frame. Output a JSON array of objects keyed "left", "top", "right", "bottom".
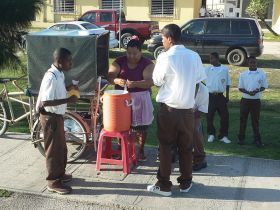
[
  {"left": 0, "top": 76, "right": 36, "bottom": 136},
  {"left": 0, "top": 76, "right": 108, "bottom": 163},
  {"left": 31, "top": 77, "right": 109, "bottom": 163}
]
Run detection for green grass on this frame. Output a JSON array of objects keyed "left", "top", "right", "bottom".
[
  {"left": 0, "top": 189, "right": 13, "bottom": 197},
  {"left": 263, "top": 32, "right": 280, "bottom": 42},
  {"left": 1, "top": 49, "right": 280, "bottom": 159}
]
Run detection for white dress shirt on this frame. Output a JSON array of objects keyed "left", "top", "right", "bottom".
[
  {"left": 238, "top": 68, "right": 268, "bottom": 99},
  {"left": 194, "top": 83, "right": 209, "bottom": 113},
  {"left": 153, "top": 45, "right": 206, "bottom": 109},
  {"left": 36, "top": 64, "right": 67, "bottom": 115},
  {"left": 204, "top": 64, "right": 231, "bottom": 93}
]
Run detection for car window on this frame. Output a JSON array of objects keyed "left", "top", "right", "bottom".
[
  {"left": 81, "top": 23, "right": 100, "bottom": 30},
  {"left": 206, "top": 20, "right": 230, "bottom": 34},
  {"left": 65, "top": 24, "right": 81, "bottom": 30},
  {"left": 49, "top": 24, "right": 66, "bottom": 30},
  {"left": 81, "top": 12, "right": 96, "bottom": 23},
  {"left": 181, "top": 20, "right": 205, "bottom": 35},
  {"left": 100, "top": 12, "right": 113, "bottom": 22},
  {"left": 231, "top": 20, "right": 251, "bottom": 35}
]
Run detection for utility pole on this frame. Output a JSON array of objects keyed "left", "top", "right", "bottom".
[{"left": 119, "top": 0, "right": 122, "bottom": 50}]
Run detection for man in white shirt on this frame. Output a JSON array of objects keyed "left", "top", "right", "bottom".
[
  {"left": 193, "top": 82, "right": 209, "bottom": 171},
  {"left": 204, "top": 52, "right": 231, "bottom": 144},
  {"left": 147, "top": 24, "right": 206, "bottom": 197},
  {"left": 36, "top": 48, "right": 78, "bottom": 194},
  {"left": 238, "top": 56, "right": 268, "bottom": 147}
]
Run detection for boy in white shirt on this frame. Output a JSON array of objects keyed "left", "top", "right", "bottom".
[
  {"left": 193, "top": 82, "right": 209, "bottom": 171},
  {"left": 204, "top": 52, "right": 231, "bottom": 144},
  {"left": 238, "top": 56, "right": 268, "bottom": 147}
]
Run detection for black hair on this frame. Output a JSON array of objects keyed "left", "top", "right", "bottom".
[
  {"left": 210, "top": 52, "right": 219, "bottom": 59},
  {"left": 248, "top": 56, "right": 256, "bottom": 61},
  {"left": 127, "top": 39, "right": 142, "bottom": 51},
  {"left": 53, "top": 48, "right": 72, "bottom": 61},
  {"left": 161, "top": 24, "right": 181, "bottom": 43}
]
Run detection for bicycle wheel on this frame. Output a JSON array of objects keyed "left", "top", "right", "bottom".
[
  {"left": 0, "top": 102, "right": 8, "bottom": 136},
  {"left": 32, "top": 112, "right": 89, "bottom": 163}
]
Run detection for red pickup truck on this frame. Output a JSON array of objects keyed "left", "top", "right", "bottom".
[{"left": 79, "top": 9, "right": 159, "bottom": 48}]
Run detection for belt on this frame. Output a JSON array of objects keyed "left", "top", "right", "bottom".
[
  {"left": 39, "top": 107, "right": 62, "bottom": 116},
  {"left": 159, "top": 103, "right": 194, "bottom": 112},
  {"left": 40, "top": 110, "right": 62, "bottom": 117},
  {"left": 209, "top": 92, "right": 223, "bottom": 96}
]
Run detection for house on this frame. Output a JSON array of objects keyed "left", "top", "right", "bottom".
[
  {"left": 33, "top": 0, "right": 280, "bottom": 33},
  {"left": 33, "top": 0, "right": 202, "bottom": 29},
  {"left": 203, "top": 0, "right": 280, "bottom": 33},
  {"left": 272, "top": 0, "right": 280, "bottom": 33}
]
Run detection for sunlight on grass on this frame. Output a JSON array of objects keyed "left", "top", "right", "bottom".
[
  {"left": 1, "top": 49, "right": 280, "bottom": 160},
  {"left": 0, "top": 189, "right": 13, "bottom": 197},
  {"left": 263, "top": 32, "right": 280, "bottom": 42}
]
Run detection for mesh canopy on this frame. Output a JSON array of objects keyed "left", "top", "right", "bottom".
[{"left": 26, "top": 33, "right": 109, "bottom": 96}]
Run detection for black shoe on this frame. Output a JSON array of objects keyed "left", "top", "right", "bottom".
[
  {"left": 171, "top": 154, "right": 177, "bottom": 163},
  {"left": 237, "top": 135, "right": 245, "bottom": 145},
  {"left": 255, "top": 141, "right": 264, "bottom": 148},
  {"left": 193, "top": 162, "right": 207, "bottom": 171},
  {"left": 237, "top": 141, "right": 245, "bottom": 145}
]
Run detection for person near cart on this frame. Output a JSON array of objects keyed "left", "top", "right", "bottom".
[
  {"left": 108, "top": 36, "right": 154, "bottom": 161},
  {"left": 36, "top": 48, "right": 78, "bottom": 194},
  {"left": 148, "top": 24, "right": 206, "bottom": 196}
]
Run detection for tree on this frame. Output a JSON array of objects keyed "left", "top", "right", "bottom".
[
  {"left": 0, "top": 0, "right": 44, "bottom": 70},
  {"left": 246, "top": 0, "right": 279, "bottom": 36}
]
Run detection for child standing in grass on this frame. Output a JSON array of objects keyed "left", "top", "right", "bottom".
[
  {"left": 204, "top": 52, "right": 231, "bottom": 144},
  {"left": 237, "top": 56, "right": 268, "bottom": 147}
]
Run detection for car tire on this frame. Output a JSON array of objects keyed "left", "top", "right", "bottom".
[
  {"left": 153, "top": 46, "right": 165, "bottom": 59},
  {"left": 227, "top": 49, "right": 246, "bottom": 66},
  {"left": 120, "top": 33, "right": 133, "bottom": 48}
]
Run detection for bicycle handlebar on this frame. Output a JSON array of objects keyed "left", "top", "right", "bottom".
[{"left": 0, "top": 75, "right": 27, "bottom": 84}]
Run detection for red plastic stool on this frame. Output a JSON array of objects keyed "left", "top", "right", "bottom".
[{"left": 96, "top": 129, "right": 137, "bottom": 174}]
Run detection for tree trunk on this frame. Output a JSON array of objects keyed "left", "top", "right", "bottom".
[{"left": 260, "top": 18, "right": 279, "bottom": 36}]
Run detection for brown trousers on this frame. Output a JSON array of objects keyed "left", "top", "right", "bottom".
[
  {"left": 193, "top": 111, "right": 206, "bottom": 165},
  {"left": 156, "top": 103, "right": 194, "bottom": 191},
  {"left": 238, "top": 98, "right": 261, "bottom": 142},
  {"left": 40, "top": 114, "right": 67, "bottom": 187},
  {"left": 207, "top": 93, "right": 229, "bottom": 138}
]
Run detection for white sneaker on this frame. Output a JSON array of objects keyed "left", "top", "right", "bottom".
[
  {"left": 180, "top": 183, "right": 193, "bottom": 193},
  {"left": 220, "top": 136, "right": 231, "bottom": 144},
  {"left": 147, "top": 184, "right": 172, "bottom": 197},
  {"left": 207, "top": 135, "right": 215, "bottom": 142}
]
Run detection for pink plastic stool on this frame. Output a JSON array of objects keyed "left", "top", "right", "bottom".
[{"left": 96, "top": 129, "right": 137, "bottom": 174}]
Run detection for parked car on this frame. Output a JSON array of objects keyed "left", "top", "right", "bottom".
[
  {"left": 22, "top": 21, "right": 118, "bottom": 49},
  {"left": 79, "top": 9, "right": 159, "bottom": 48},
  {"left": 47, "top": 21, "right": 118, "bottom": 49},
  {"left": 148, "top": 18, "right": 264, "bottom": 66}
]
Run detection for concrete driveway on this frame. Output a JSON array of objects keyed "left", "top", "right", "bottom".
[
  {"left": 0, "top": 133, "right": 280, "bottom": 210},
  {"left": 263, "top": 41, "right": 280, "bottom": 56}
]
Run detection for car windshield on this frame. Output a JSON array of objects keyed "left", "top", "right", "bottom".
[{"left": 81, "top": 23, "right": 100, "bottom": 30}]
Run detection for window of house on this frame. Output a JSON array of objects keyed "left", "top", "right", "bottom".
[
  {"left": 151, "top": 0, "right": 174, "bottom": 16},
  {"left": 102, "top": 0, "right": 124, "bottom": 9},
  {"left": 54, "top": 0, "right": 75, "bottom": 13}
]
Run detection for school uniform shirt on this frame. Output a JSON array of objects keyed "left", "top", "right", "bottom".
[
  {"left": 238, "top": 68, "right": 268, "bottom": 99},
  {"left": 153, "top": 45, "right": 206, "bottom": 109},
  {"left": 204, "top": 64, "right": 231, "bottom": 93},
  {"left": 36, "top": 64, "right": 67, "bottom": 115},
  {"left": 194, "top": 83, "right": 209, "bottom": 114}
]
